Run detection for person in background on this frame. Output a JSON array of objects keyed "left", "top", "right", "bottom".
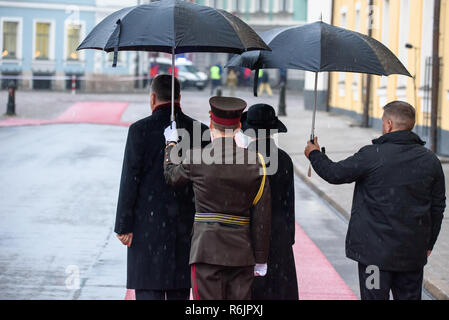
[
  {"left": 278, "top": 68, "right": 287, "bottom": 88},
  {"left": 258, "top": 69, "right": 273, "bottom": 97},
  {"left": 114, "top": 75, "right": 209, "bottom": 300},
  {"left": 168, "top": 65, "right": 179, "bottom": 78},
  {"left": 241, "top": 103, "right": 298, "bottom": 300},
  {"left": 210, "top": 63, "right": 222, "bottom": 95},
  {"left": 243, "top": 68, "right": 252, "bottom": 87},
  {"left": 304, "top": 101, "right": 446, "bottom": 300},
  {"left": 226, "top": 68, "right": 238, "bottom": 97}
]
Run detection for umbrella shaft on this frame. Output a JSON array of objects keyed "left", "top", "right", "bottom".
[
  {"left": 171, "top": 47, "right": 176, "bottom": 122},
  {"left": 310, "top": 72, "right": 318, "bottom": 141}
]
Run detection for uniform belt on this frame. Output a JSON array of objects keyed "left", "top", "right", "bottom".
[{"left": 194, "top": 213, "right": 250, "bottom": 226}]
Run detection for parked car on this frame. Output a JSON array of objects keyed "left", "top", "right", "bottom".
[{"left": 150, "top": 57, "right": 208, "bottom": 90}]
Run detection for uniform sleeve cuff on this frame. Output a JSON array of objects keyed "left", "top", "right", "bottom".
[{"left": 254, "top": 251, "right": 268, "bottom": 264}]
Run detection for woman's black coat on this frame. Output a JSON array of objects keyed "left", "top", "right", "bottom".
[
  {"left": 114, "top": 105, "right": 209, "bottom": 290},
  {"left": 250, "top": 139, "right": 299, "bottom": 300}
]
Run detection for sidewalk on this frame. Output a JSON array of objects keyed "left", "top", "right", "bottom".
[{"left": 276, "top": 96, "right": 449, "bottom": 300}]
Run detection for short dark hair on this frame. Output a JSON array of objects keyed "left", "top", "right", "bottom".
[
  {"left": 151, "top": 74, "right": 180, "bottom": 102},
  {"left": 383, "top": 101, "right": 416, "bottom": 130}
]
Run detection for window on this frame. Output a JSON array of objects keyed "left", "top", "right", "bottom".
[
  {"left": 66, "top": 24, "right": 81, "bottom": 60},
  {"left": 380, "top": 0, "right": 390, "bottom": 87},
  {"left": 2, "top": 21, "right": 18, "bottom": 59},
  {"left": 229, "top": 0, "right": 237, "bottom": 11},
  {"left": 381, "top": 0, "right": 390, "bottom": 46},
  {"left": 397, "top": 0, "right": 410, "bottom": 89},
  {"left": 107, "top": 51, "right": 125, "bottom": 64},
  {"left": 280, "top": 0, "right": 292, "bottom": 13},
  {"left": 35, "top": 22, "right": 50, "bottom": 60},
  {"left": 338, "top": 7, "right": 348, "bottom": 95},
  {"left": 355, "top": 6, "right": 361, "bottom": 32},
  {"left": 238, "top": 0, "right": 245, "bottom": 12},
  {"left": 340, "top": 12, "right": 347, "bottom": 28}
]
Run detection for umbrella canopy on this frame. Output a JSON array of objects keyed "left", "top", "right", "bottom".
[
  {"left": 226, "top": 21, "right": 412, "bottom": 178},
  {"left": 226, "top": 21, "right": 411, "bottom": 140},
  {"left": 226, "top": 21, "right": 411, "bottom": 77},
  {"left": 78, "top": 0, "right": 270, "bottom": 121},
  {"left": 77, "top": 0, "right": 270, "bottom": 58}
]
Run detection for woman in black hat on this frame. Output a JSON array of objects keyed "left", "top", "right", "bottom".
[{"left": 241, "top": 104, "right": 299, "bottom": 300}]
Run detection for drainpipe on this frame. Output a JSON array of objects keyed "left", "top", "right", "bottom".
[
  {"left": 431, "top": 0, "right": 441, "bottom": 153},
  {"left": 362, "top": 0, "right": 374, "bottom": 128}
]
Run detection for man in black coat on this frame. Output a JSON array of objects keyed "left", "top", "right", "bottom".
[
  {"left": 304, "top": 101, "right": 446, "bottom": 300},
  {"left": 241, "top": 104, "right": 298, "bottom": 300},
  {"left": 114, "top": 74, "right": 209, "bottom": 300}
]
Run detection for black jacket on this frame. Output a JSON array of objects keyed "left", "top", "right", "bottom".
[
  {"left": 114, "top": 104, "right": 209, "bottom": 290},
  {"left": 309, "top": 130, "right": 446, "bottom": 271},
  {"left": 250, "top": 139, "right": 298, "bottom": 300}
]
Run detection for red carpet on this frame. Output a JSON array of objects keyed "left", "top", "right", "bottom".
[
  {"left": 293, "top": 223, "right": 357, "bottom": 300},
  {"left": 56, "top": 102, "right": 129, "bottom": 124},
  {"left": 0, "top": 101, "right": 129, "bottom": 127},
  {"left": 125, "top": 223, "right": 357, "bottom": 300}
]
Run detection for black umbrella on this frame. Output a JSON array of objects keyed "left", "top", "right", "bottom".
[
  {"left": 77, "top": 0, "right": 270, "bottom": 121},
  {"left": 226, "top": 21, "right": 412, "bottom": 141}
]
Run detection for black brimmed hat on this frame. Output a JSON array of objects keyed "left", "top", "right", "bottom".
[{"left": 241, "top": 103, "right": 287, "bottom": 133}]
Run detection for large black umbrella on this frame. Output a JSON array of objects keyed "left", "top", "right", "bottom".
[
  {"left": 77, "top": 0, "right": 270, "bottom": 121},
  {"left": 226, "top": 21, "right": 412, "bottom": 141}
]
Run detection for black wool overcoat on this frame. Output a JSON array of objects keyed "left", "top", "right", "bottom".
[{"left": 114, "top": 104, "right": 209, "bottom": 290}]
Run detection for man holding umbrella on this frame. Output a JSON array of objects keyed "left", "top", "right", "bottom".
[
  {"left": 304, "top": 101, "right": 446, "bottom": 300},
  {"left": 115, "top": 75, "right": 209, "bottom": 300}
]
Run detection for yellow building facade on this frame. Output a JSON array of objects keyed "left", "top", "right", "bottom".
[{"left": 329, "top": 0, "right": 449, "bottom": 155}]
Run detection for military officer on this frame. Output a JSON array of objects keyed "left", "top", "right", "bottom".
[{"left": 163, "top": 96, "right": 272, "bottom": 300}]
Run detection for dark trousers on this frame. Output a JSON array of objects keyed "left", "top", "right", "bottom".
[
  {"left": 135, "top": 288, "right": 190, "bottom": 300},
  {"left": 358, "top": 263, "right": 423, "bottom": 300},
  {"left": 191, "top": 263, "right": 253, "bottom": 300},
  {"left": 210, "top": 79, "right": 221, "bottom": 95}
]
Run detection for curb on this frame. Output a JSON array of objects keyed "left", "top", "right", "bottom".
[{"left": 293, "top": 163, "right": 449, "bottom": 300}]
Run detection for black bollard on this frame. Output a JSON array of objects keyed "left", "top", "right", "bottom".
[
  {"left": 216, "top": 86, "right": 222, "bottom": 97},
  {"left": 6, "top": 81, "right": 16, "bottom": 116},
  {"left": 278, "top": 81, "right": 286, "bottom": 116}
]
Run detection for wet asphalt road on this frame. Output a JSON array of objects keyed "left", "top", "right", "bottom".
[{"left": 0, "top": 124, "right": 432, "bottom": 299}]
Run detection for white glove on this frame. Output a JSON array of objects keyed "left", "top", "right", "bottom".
[
  {"left": 164, "top": 121, "right": 179, "bottom": 144},
  {"left": 254, "top": 263, "right": 267, "bottom": 277}
]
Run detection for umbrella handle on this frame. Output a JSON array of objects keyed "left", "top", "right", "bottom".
[
  {"left": 253, "top": 69, "right": 260, "bottom": 97},
  {"left": 112, "top": 19, "right": 122, "bottom": 68}
]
